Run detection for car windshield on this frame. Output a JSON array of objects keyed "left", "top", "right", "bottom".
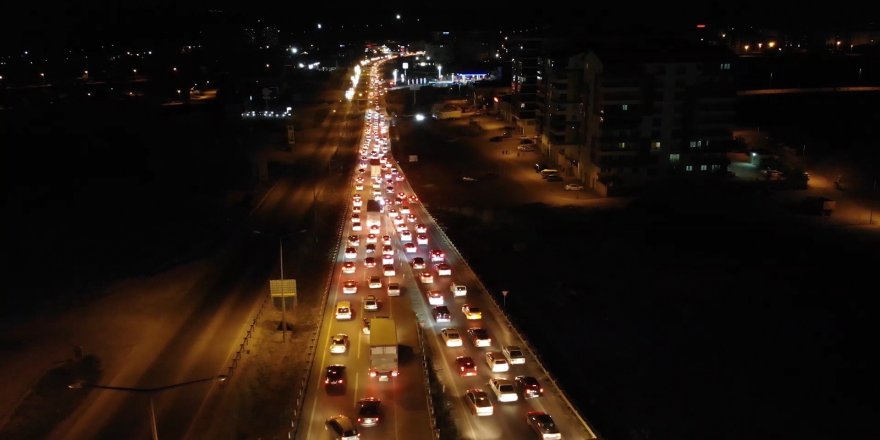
[
  {"left": 537, "top": 415, "right": 557, "bottom": 430},
  {"left": 510, "top": 350, "right": 523, "bottom": 357},
  {"left": 499, "top": 384, "right": 515, "bottom": 393},
  {"left": 338, "top": 308, "right": 349, "bottom": 314}
]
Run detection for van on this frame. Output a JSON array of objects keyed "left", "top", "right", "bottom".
[
  {"left": 539, "top": 169, "right": 559, "bottom": 178},
  {"left": 335, "top": 301, "right": 352, "bottom": 320}
]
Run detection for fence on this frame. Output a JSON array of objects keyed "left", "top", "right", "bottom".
[
  {"left": 223, "top": 294, "right": 270, "bottom": 382},
  {"left": 415, "top": 319, "right": 442, "bottom": 440}
]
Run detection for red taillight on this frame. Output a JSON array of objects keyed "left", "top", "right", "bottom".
[
  {"left": 391, "top": 370, "right": 398, "bottom": 377},
  {"left": 325, "top": 379, "right": 329, "bottom": 383},
  {"left": 460, "top": 366, "right": 464, "bottom": 371},
  {"left": 339, "top": 379, "right": 343, "bottom": 383},
  {"left": 358, "top": 418, "right": 362, "bottom": 423},
  {"left": 540, "top": 388, "right": 544, "bottom": 392}
]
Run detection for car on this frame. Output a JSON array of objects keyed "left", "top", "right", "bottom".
[
  {"left": 395, "top": 174, "right": 405, "bottom": 182},
  {"left": 417, "top": 234, "right": 429, "bottom": 245},
  {"left": 534, "top": 163, "right": 549, "bottom": 172},
  {"left": 467, "top": 327, "right": 491, "bottom": 347},
  {"left": 387, "top": 282, "right": 401, "bottom": 296},
  {"left": 404, "top": 242, "right": 417, "bottom": 253},
  {"left": 352, "top": 205, "right": 362, "bottom": 214},
  {"left": 441, "top": 328, "right": 463, "bottom": 347},
  {"left": 329, "top": 334, "right": 350, "bottom": 354},
  {"left": 394, "top": 196, "right": 404, "bottom": 205},
  {"left": 488, "top": 378, "right": 518, "bottom": 402},
  {"left": 457, "top": 356, "right": 478, "bottom": 377},
  {"left": 364, "top": 295, "right": 379, "bottom": 311},
  {"left": 515, "top": 375, "right": 544, "bottom": 399},
  {"left": 371, "top": 189, "right": 382, "bottom": 198},
  {"left": 381, "top": 235, "right": 392, "bottom": 245},
  {"left": 420, "top": 272, "right": 434, "bottom": 284},
  {"left": 365, "top": 244, "right": 378, "bottom": 255},
  {"left": 450, "top": 283, "right": 467, "bottom": 297},
  {"left": 393, "top": 215, "right": 405, "bottom": 226},
  {"left": 436, "top": 263, "right": 452, "bottom": 276},
  {"left": 381, "top": 245, "right": 393, "bottom": 254},
  {"left": 485, "top": 352, "right": 510, "bottom": 373},
  {"left": 342, "top": 262, "right": 356, "bottom": 274},
  {"left": 324, "top": 365, "right": 346, "bottom": 386},
  {"left": 344, "top": 247, "right": 357, "bottom": 260},
  {"left": 352, "top": 198, "right": 363, "bottom": 208},
  {"left": 363, "top": 257, "right": 376, "bottom": 268},
  {"left": 382, "top": 254, "right": 394, "bottom": 265},
  {"left": 462, "top": 304, "right": 482, "bottom": 320},
  {"left": 399, "top": 205, "right": 411, "bottom": 215},
  {"left": 342, "top": 280, "right": 358, "bottom": 294},
  {"left": 368, "top": 276, "right": 382, "bottom": 289},
  {"left": 526, "top": 411, "right": 562, "bottom": 440},
  {"left": 430, "top": 305, "right": 451, "bottom": 321},
  {"left": 386, "top": 186, "right": 395, "bottom": 194},
  {"left": 399, "top": 230, "right": 412, "bottom": 242},
  {"left": 406, "top": 214, "right": 417, "bottom": 223},
  {"left": 356, "top": 397, "right": 382, "bottom": 427},
  {"left": 545, "top": 174, "right": 563, "bottom": 182},
  {"left": 366, "top": 234, "right": 378, "bottom": 243},
  {"left": 326, "top": 414, "right": 359, "bottom": 440},
  {"left": 411, "top": 257, "right": 426, "bottom": 270},
  {"left": 427, "top": 291, "right": 444, "bottom": 306},
  {"left": 395, "top": 222, "right": 409, "bottom": 233},
  {"left": 351, "top": 222, "right": 362, "bottom": 231},
  {"left": 382, "top": 264, "right": 396, "bottom": 276},
  {"left": 408, "top": 195, "right": 419, "bottom": 204},
  {"left": 517, "top": 144, "right": 536, "bottom": 152},
  {"left": 397, "top": 191, "right": 406, "bottom": 200},
  {"left": 503, "top": 345, "right": 526, "bottom": 365},
  {"left": 466, "top": 389, "right": 493, "bottom": 416},
  {"left": 430, "top": 249, "right": 445, "bottom": 262},
  {"left": 416, "top": 224, "right": 427, "bottom": 234},
  {"left": 565, "top": 183, "right": 584, "bottom": 191},
  {"left": 362, "top": 318, "right": 372, "bottom": 335},
  {"left": 347, "top": 235, "right": 360, "bottom": 246}
]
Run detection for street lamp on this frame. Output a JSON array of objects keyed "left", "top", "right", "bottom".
[
  {"left": 69, "top": 375, "right": 227, "bottom": 440},
  {"left": 437, "top": 64, "right": 442, "bottom": 81}
]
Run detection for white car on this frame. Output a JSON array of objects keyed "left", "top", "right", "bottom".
[
  {"left": 381, "top": 235, "right": 392, "bottom": 245},
  {"left": 393, "top": 215, "right": 405, "bottom": 226},
  {"left": 395, "top": 223, "right": 409, "bottom": 233},
  {"left": 406, "top": 214, "right": 417, "bottom": 223},
  {"left": 352, "top": 205, "right": 362, "bottom": 214},
  {"left": 415, "top": 224, "right": 427, "bottom": 234},
  {"left": 347, "top": 235, "right": 360, "bottom": 247},
  {"left": 399, "top": 230, "right": 413, "bottom": 242},
  {"left": 427, "top": 291, "right": 444, "bottom": 306},
  {"left": 488, "top": 378, "right": 518, "bottom": 402},
  {"left": 416, "top": 234, "right": 429, "bottom": 246},
  {"left": 383, "top": 264, "right": 396, "bottom": 277},
  {"left": 450, "top": 283, "right": 467, "bottom": 297},
  {"left": 342, "top": 280, "right": 358, "bottom": 294},
  {"left": 466, "top": 389, "right": 494, "bottom": 416},
  {"left": 368, "top": 276, "right": 382, "bottom": 289},
  {"left": 436, "top": 263, "right": 452, "bottom": 276},
  {"left": 404, "top": 242, "right": 417, "bottom": 254},
  {"left": 485, "top": 352, "right": 510, "bottom": 373},
  {"left": 353, "top": 198, "right": 363, "bottom": 208},
  {"left": 411, "top": 257, "right": 426, "bottom": 270},
  {"left": 342, "top": 262, "right": 356, "bottom": 274},
  {"left": 420, "top": 272, "right": 434, "bottom": 284},
  {"left": 355, "top": 183, "right": 364, "bottom": 191},
  {"left": 364, "top": 295, "right": 379, "bottom": 311},
  {"left": 502, "top": 345, "right": 526, "bottom": 365},
  {"left": 565, "top": 183, "right": 584, "bottom": 191},
  {"left": 351, "top": 222, "right": 362, "bottom": 232},
  {"left": 366, "top": 234, "right": 378, "bottom": 244},
  {"left": 441, "top": 328, "right": 463, "bottom": 347},
  {"left": 329, "top": 334, "right": 350, "bottom": 354},
  {"left": 382, "top": 254, "right": 394, "bottom": 265},
  {"left": 344, "top": 247, "right": 357, "bottom": 260},
  {"left": 387, "top": 282, "right": 401, "bottom": 296},
  {"left": 400, "top": 205, "right": 411, "bottom": 215},
  {"left": 430, "top": 249, "right": 445, "bottom": 262}
]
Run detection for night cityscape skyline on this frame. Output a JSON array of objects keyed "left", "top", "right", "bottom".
[{"left": 2, "top": 3, "right": 879, "bottom": 440}]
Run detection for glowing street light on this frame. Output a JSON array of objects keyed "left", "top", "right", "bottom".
[
  {"left": 437, "top": 64, "right": 442, "bottom": 80},
  {"left": 317, "top": 23, "right": 322, "bottom": 30},
  {"left": 396, "top": 14, "right": 401, "bottom": 20},
  {"left": 291, "top": 47, "right": 298, "bottom": 54},
  {"left": 392, "top": 69, "right": 398, "bottom": 84}
]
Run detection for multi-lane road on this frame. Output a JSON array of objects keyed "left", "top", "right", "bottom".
[{"left": 297, "top": 58, "right": 596, "bottom": 439}]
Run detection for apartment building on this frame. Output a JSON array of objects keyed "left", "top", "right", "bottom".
[
  {"left": 536, "top": 52, "right": 588, "bottom": 176},
  {"left": 575, "top": 41, "right": 736, "bottom": 195}
]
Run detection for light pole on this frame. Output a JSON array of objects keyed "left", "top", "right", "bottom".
[
  {"left": 437, "top": 64, "right": 442, "bottom": 81},
  {"left": 69, "top": 375, "right": 227, "bottom": 440},
  {"left": 501, "top": 290, "right": 508, "bottom": 311}
]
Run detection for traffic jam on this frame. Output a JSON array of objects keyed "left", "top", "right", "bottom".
[{"left": 333, "top": 57, "right": 563, "bottom": 439}]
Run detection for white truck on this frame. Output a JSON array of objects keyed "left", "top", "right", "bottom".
[
  {"left": 370, "top": 158, "right": 382, "bottom": 179},
  {"left": 369, "top": 317, "right": 399, "bottom": 380}
]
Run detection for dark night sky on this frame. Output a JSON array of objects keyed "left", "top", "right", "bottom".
[{"left": 2, "top": 1, "right": 880, "bottom": 51}]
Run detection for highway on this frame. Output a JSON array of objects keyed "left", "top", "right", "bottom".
[
  {"left": 48, "top": 76, "right": 359, "bottom": 440},
  {"left": 298, "top": 58, "right": 596, "bottom": 439}
]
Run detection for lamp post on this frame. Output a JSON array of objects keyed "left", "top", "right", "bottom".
[
  {"left": 501, "top": 290, "right": 509, "bottom": 311},
  {"left": 69, "top": 375, "right": 227, "bottom": 440},
  {"left": 437, "top": 64, "right": 442, "bottom": 81}
]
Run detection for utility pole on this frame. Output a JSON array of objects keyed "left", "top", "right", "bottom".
[{"left": 279, "top": 239, "right": 286, "bottom": 342}]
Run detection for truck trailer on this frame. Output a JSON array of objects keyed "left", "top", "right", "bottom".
[{"left": 368, "top": 317, "right": 398, "bottom": 380}]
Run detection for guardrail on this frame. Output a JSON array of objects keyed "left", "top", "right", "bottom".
[
  {"left": 418, "top": 206, "right": 600, "bottom": 439},
  {"left": 223, "top": 294, "right": 270, "bottom": 382},
  {"left": 415, "top": 319, "right": 442, "bottom": 440}
]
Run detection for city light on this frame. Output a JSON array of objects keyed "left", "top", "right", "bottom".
[{"left": 415, "top": 113, "right": 425, "bottom": 121}]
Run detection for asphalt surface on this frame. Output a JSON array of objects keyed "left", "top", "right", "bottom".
[{"left": 48, "top": 78, "right": 357, "bottom": 440}]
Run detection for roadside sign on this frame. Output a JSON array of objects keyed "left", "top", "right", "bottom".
[{"left": 270, "top": 279, "right": 297, "bottom": 298}]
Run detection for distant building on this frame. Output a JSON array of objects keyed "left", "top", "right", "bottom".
[
  {"left": 577, "top": 41, "right": 737, "bottom": 195},
  {"left": 537, "top": 52, "right": 588, "bottom": 177}
]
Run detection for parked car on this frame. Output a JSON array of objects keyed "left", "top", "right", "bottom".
[{"left": 565, "top": 183, "right": 584, "bottom": 191}]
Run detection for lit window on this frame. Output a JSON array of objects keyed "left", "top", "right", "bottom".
[
  {"left": 690, "top": 141, "right": 697, "bottom": 148},
  {"left": 618, "top": 142, "right": 626, "bottom": 149},
  {"left": 669, "top": 154, "right": 680, "bottom": 163},
  {"left": 651, "top": 141, "right": 661, "bottom": 150},
  {"left": 720, "top": 63, "right": 731, "bottom": 70},
  {"left": 697, "top": 140, "right": 703, "bottom": 147},
  {"left": 622, "top": 104, "right": 628, "bottom": 111},
  {"left": 700, "top": 165, "right": 708, "bottom": 171},
  {"left": 712, "top": 164, "right": 721, "bottom": 171},
  {"left": 686, "top": 165, "right": 693, "bottom": 171}
]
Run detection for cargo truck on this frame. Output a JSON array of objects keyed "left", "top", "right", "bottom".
[
  {"left": 366, "top": 199, "right": 382, "bottom": 227},
  {"left": 368, "top": 317, "right": 398, "bottom": 380},
  {"left": 370, "top": 159, "right": 381, "bottom": 179}
]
